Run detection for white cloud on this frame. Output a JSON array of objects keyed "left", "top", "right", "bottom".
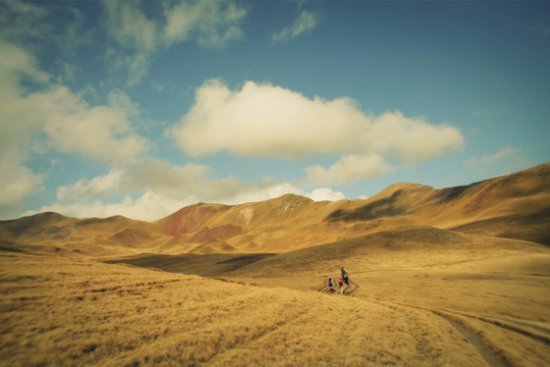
[
  {"left": 48, "top": 156, "right": 349, "bottom": 220},
  {"left": 39, "top": 182, "right": 325, "bottom": 221},
  {"left": 1, "top": 40, "right": 49, "bottom": 214},
  {"left": 57, "top": 170, "right": 123, "bottom": 201},
  {"left": 27, "top": 87, "right": 149, "bottom": 163},
  {"left": 164, "top": 0, "right": 248, "bottom": 47},
  {"left": 0, "top": 162, "right": 43, "bottom": 206},
  {"left": 0, "top": 40, "right": 49, "bottom": 85},
  {"left": 56, "top": 159, "right": 209, "bottom": 201},
  {"left": 0, "top": 1, "right": 50, "bottom": 42},
  {"left": 272, "top": 10, "right": 319, "bottom": 43},
  {"left": 1, "top": 2, "right": 91, "bottom": 85},
  {"left": 0, "top": 40, "right": 149, "bottom": 218},
  {"left": 34, "top": 191, "right": 194, "bottom": 221},
  {"left": 41, "top": 184, "right": 348, "bottom": 221},
  {"left": 0, "top": 42, "right": 148, "bottom": 165},
  {"left": 306, "top": 187, "right": 346, "bottom": 201},
  {"left": 102, "top": 0, "right": 248, "bottom": 84},
  {"left": 305, "top": 154, "right": 391, "bottom": 185},
  {"left": 169, "top": 80, "right": 463, "bottom": 164},
  {"left": 103, "top": 1, "right": 157, "bottom": 52}
]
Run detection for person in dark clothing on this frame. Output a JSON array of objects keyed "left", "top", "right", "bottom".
[{"left": 341, "top": 266, "right": 350, "bottom": 285}]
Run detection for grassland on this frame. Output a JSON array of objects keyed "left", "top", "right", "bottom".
[
  {"left": 1, "top": 164, "right": 549, "bottom": 366},
  {"left": 107, "top": 228, "right": 550, "bottom": 367},
  {"left": 0, "top": 250, "right": 507, "bottom": 367},
  {"left": 2, "top": 230, "right": 549, "bottom": 366}
]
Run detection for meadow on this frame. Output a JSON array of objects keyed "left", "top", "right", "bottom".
[
  {"left": 2, "top": 227, "right": 548, "bottom": 366},
  {"left": 2, "top": 164, "right": 549, "bottom": 366}
]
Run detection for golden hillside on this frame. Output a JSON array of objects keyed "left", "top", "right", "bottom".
[
  {"left": 2, "top": 233, "right": 549, "bottom": 367},
  {"left": 1, "top": 163, "right": 548, "bottom": 257},
  {"left": 1, "top": 164, "right": 549, "bottom": 366}
]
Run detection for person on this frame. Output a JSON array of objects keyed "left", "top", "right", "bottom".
[
  {"left": 327, "top": 277, "right": 335, "bottom": 293},
  {"left": 338, "top": 278, "right": 345, "bottom": 295},
  {"left": 341, "top": 266, "right": 350, "bottom": 286}
]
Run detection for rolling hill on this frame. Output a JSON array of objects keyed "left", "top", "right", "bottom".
[
  {"left": 1, "top": 163, "right": 548, "bottom": 257},
  {"left": 1, "top": 163, "right": 549, "bottom": 367}
]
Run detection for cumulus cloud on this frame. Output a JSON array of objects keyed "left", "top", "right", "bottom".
[
  {"left": 305, "top": 154, "right": 392, "bottom": 185},
  {"left": 26, "top": 87, "right": 149, "bottom": 163},
  {"left": 272, "top": 10, "right": 319, "bottom": 43},
  {"left": 48, "top": 157, "right": 349, "bottom": 220},
  {"left": 0, "top": 163, "right": 43, "bottom": 206},
  {"left": 0, "top": 42, "right": 148, "bottom": 165},
  {"left": 34, "top": 191, "right": 194, "bottom": 222},
  {"left": 102, "top": 0, "right": 248, "bottom": 84},
  {"left": 0, "top": 40, "right": 49, "bottom": 216},
  {"left": 307, "top": 187, "right": 346, "bottom": 201},
  {"left": 169, "top": 80, "right": 464, "bottom": 164},
  {"left": 57, "top": 170, "right": 123, "bottom": 201},
  {"left": 0, "top": 40, "right": 149, "bottom": 218}
]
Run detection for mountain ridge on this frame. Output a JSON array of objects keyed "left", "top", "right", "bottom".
[{"left": 1, "top": 162, "right": 548, "bottom": 255}]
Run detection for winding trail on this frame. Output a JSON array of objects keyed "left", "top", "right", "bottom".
[
  {"left": 317, "top": 279, "right": 521, "bottom": 367},
  {"left": 437, "top": 313, "right": 512, "bottom": 367}
]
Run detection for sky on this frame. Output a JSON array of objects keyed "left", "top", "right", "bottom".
[{"left": 0, "top": 0, "right": 549, "bottom": 221}]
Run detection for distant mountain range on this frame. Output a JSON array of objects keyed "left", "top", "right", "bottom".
[{"left": 1, "top": 163, "right": 548, "bottom": 257}]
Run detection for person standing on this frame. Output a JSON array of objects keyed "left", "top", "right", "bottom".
[
  {"left": 341, "top": 266, "right": 350, "bottom": 286},
  {"left": 328, "top": 277, "right": 335, "bottom": 293}
]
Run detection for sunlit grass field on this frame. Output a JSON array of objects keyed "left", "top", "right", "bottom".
[{"left": 2, "top": 230, "right": 549, "bottom": 367}]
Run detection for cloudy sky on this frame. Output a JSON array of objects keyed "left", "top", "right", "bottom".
[{"left": 1, "top": 1, "right": 548, "bottom": 221}]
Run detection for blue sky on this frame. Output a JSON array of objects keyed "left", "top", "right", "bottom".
[{"left": 0, "top": 0, "right": 548, "bottom": 220}]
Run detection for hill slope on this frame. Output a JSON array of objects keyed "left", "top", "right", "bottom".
[
  {"left": 1, "top": 163, "right": 548, "bottom": 256},
  {"left": 2, "top": 251, "right": 535, "bottom": 367}
]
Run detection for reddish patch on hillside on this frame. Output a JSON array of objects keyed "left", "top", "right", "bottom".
[{"left": 160, "top": 204, "right": 228, "bottom": 236}]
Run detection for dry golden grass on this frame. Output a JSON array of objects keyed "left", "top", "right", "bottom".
[
  {"left": 217, "top": 230, "right": 550, "bottom": 367},
  {"left": 0, "top": 250, "right": 521, "bottom": 367},
  {"left": 1, "top": 164, "right": 549, "bottom": 366}
]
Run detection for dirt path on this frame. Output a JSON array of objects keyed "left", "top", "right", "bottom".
[
  {"left": 355, "top": 297, "right": 516, "bottom": 367},
  {"left": 433, "top": 308, "right": 550, "bottom": 346},
  {"left": 437, "top": 313, "right": 512, "bottom": 367}
]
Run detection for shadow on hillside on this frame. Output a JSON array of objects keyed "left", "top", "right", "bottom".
[{"left": 105, "top": 253, "right": 276, "bottom": 278}]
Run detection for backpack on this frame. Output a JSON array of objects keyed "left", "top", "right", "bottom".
[{"left": 328, "top": 279, "right": 333, "bottom": 287}]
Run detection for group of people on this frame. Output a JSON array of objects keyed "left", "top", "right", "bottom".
[{"left": 327, "top": 266, "right": 350, "bottom": 295}]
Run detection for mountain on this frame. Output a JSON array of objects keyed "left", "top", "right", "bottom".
[
  {"left": 326, "top": 163, "right": 550, "bottom": 243},
  {"left": 0, "top": 213, "right": 170, "bottom": 256},
  {"left": 1, "top": 163, "right": 548, "bottom": 256}
]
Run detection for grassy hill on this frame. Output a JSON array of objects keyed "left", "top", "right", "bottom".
[
  {"left": 1, "top": 163, "right": 548, "bottom": 257},
  {"left": 2, "top": 239, "right": 549, "bottom": 367},
  {"left": 1, "top": 164, "right": 549, "bottom": 366},
  {"left": 5, "top": 251, "right": 547, "bottom": 367}
]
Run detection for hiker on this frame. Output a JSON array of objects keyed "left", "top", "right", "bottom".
[
  {"left": 338, "top": 278, "right": 345, "bottom": 295},
  {"left": 327, "top": 277, "right": 335, "bottom": 293},
  {"left": 341, "top": 266, "right": 350, "bottom": 286}
]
